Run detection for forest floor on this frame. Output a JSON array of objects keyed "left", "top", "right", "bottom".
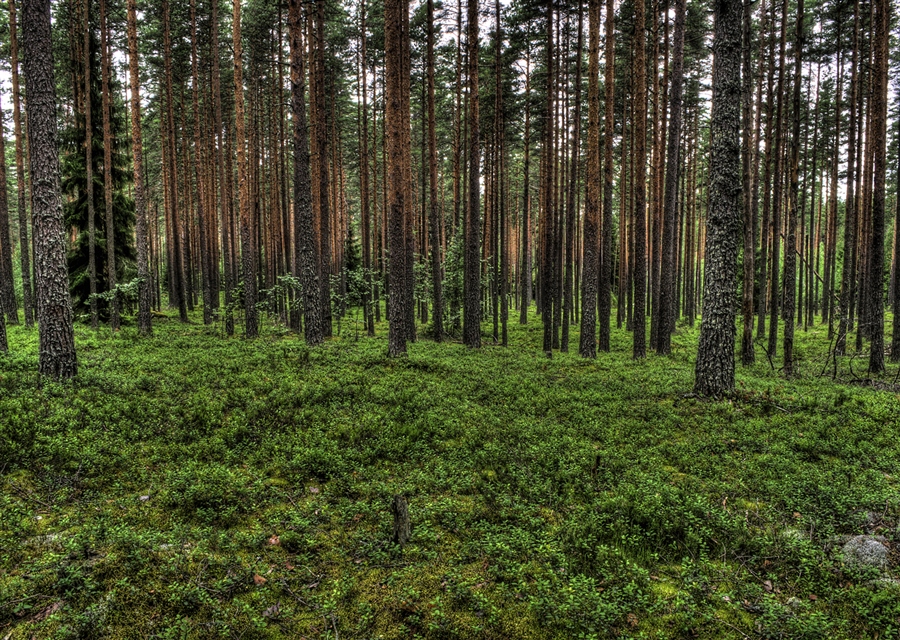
[{"left": 2, "top": 308, "right": 899, "bottom": 639}]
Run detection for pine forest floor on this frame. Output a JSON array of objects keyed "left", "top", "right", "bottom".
[{"left": 2, "top": 308, "right": 900, "bottom": 639}]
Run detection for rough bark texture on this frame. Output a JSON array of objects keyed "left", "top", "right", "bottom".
[
  {"left": 836, "top": 0, "right": 859, "bottom": 356},
  {"left": 391, "top": 495, "right": 410, "bottom": 547},
  {"left": 598, "top": 0, "right": 614, "bottom": 351},
  {"left": 694, "top": 0, "right": 742, "bottom": 396},
  {"left": 11, "top": 0, "right": 34, "bottom": 328},
  {"left": 385, "top": 0, "right": 408, "bottom": 356},
  {"left": 426, "top": 0, "right": 443, "bottom": 341},
  {"left": 210, "top": 0, "right": 233, "bottom": 336},
  {"left": 656, "top": 0, "right": 685, "bottom": 355},
  {"left": 739, "top": 0, "right": 755, "bottom": 365},
  {"left": 462, "top": 0, "right": 481, "bottom": 348},
  {"left": 289, "top": 0, "right": 322, "bottom": 346},
  {"left": 314, "top": 0, "right": 332, "bottom": 338},
  {"left": 631, "top": 0, "right": 647, "bottom": 359},
  {"left": 127, "top": 0, "right": 151, "bottom": 336},
  {"left": 22, "top": 0, "right": 77, "bottom": 379},
  {"left": 0, "top": 98, "right": 18, "bottom": 324},
  {"left": 867, "top": 0, "right": 888, "bottom": 374},
  {"left": 782, "top": 0, "right": 803, "bottom": 376},
  {"left": 233, "top": 0, "right": 258, "bottom": 338},
  {"left": 190, "top": 0, "right": 212, "bottom": 325},
  {"left": 99, "top": 0, "right": 119, "bottom": 330},
  {"left": 767, "top": 0, "right": 788, "bottom": 357},
  {"left": 162, "top": 0, "right": 187, "bottom": 322},
  {"left": 579, "top": 0, "right": 600, "bottom": 359},
  {"left": 891, "top": 83, "right": 900, "bottom": 363}
]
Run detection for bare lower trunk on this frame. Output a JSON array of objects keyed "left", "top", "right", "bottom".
[
  {"left": 694, "top": 0, "right": 742, "bottom": 396},
  {"left": 22, "top": 0, "right": 77, "bottom": 379},
  {"left": 127, "top": 0, "right": 151, "bottom": 336}
]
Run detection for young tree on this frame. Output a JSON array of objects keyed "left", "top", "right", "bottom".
[
  {"left": 463, "top": 0, "right": 481, "bottom": 348},
  {"left": 22, "top": 0, "right": 77, "bottom": 379},
  {"left": 127, "top": 0, "right": 151, "bottom": 336},
  {"left": 289, "top": 0, "right": 323, "bottom": 346},
  {"left": 694, "top": 0, "right": 742, "bottom": 396}
]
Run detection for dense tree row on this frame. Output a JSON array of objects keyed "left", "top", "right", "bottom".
[{"left": 0, "top": 0, "right": 897, "bottom": 395}]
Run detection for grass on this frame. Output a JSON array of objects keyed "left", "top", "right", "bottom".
[{"left": 1, "top": 307, "right": 899, "bottom": 639}]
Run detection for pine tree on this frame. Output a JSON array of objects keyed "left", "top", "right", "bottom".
[
  {"left": 694, "top": 0, "right": 742, "bottom": 396},
  {"left": 22, "top": 0, "right": 78, "bottom": 379}
]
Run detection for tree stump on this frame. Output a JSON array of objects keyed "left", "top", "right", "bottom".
[{"left": 391, "top": 495, "right": 410, "bottom": 547}]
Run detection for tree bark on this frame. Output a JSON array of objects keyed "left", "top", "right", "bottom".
[
  {"left": 385, "top": 0, "right": 408, "bottom": 356},
  {"left": 598, "top": 0, "right": 614, "bottom": 351},
  {"left": 463, "top": 0, "right": 481, "bottom": 348},
  {"left": 233, "top": 0, "right": 258, "bottom": 337},
  {"left": 426, "top": 0, "right": 443, "bottom": 341},
  {"left": 289, "top": 0, "right": 322, "bottom": 346},
  {"left": 656, "top": 0, "right": 686, "bottom": 355},
  {"left": 127, "top": 0, "right": 151, "bottom": 336},
  {"left": 631, "top": 0, "right": 647, "bottom": 359},
  {"left": 10, "top": 0, "right": 33, "bottom": 328},
  {"left": 867, "top": 0, "right": 888, "bottom": 374},
  {"left": 782, "top": 0, "right": 803, "bottom": 376},
  {"left": 99, "top": 0, "right": 118, "bottom": 330},
  {"left": 22, "top": 0, "right": 77, "bottom": 379},
  {"left": 694, "top": 0, "right": 742, "bottom": 396},
  {"left": 0, "top": 96, "right": 17, "bottom": 324},
  {"left": 580, "top": 0, "right": 600, "bottom": 359}
]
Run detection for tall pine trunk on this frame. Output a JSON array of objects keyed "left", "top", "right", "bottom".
[
  {"left": 127, "top": 0, "right": 151, "bottom": 336},
  {"left": 694, "top": 0, "right": 742, "bottom": 396},
  {"left": 22, "top": 0, "right": 77, "bottom": 379},
  {"left": 10, "top": 0, "right": 34, "bottom": 328},
  {"left": 579, "top": 0, "right": 601, "bottom": 359},
  {"left": 463, "top": 0, "right": 481, "bottom": 348}
]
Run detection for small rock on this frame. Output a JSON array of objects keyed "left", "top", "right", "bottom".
[
  {"left": 139, "top": 495, "right": 150, "bottom": 502},
  {"left": 842, "top": 535, "right": 889, "bottom": 571}
]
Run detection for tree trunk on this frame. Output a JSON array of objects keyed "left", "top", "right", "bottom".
[
  {"left": 579, "top": 0, "right": 600, "bottom": 359},
  {"left": 694, "top": 0, "right": 742, "bottom": 396},
  {"left": 463, "top": 0, "right": 481, "bottom": 348},
  {"left": 233, "top": 0, "right": 257, "bottom": 337},
  {"left": 10, "top": 0, "right": 34, "bottom": 328},
  {"left": 782, "top": 0, "right": 803, "bottom": 376},
  {"left": 656, "top": 0, "right": 685, "bottom": 355},
  {"left": 426, "top": 0, "right": 443, "bottom": 341},
  {"left": 598, "top": 0, "right": 614, "bottom": 351},
  {"left": 99, "top": 0, "right": 118, "bottom": 330},
  {"left": 126, "top": 0, "right": 151, "bottom": 336},
  {"left": 739, "top": 0, "right": 755, "bottom": 364},
  {"left": 289, "top": 0, "right": 322, "bottom": 346},
  {"left": 767, "top": 0, "right": 789, "bottom": 357},
  {"left": 385, "top": 0, "right": 408, "bottom": 356},
  {"left": 22, "top": 0, "right": 77, "bottom": 379},
  {"left": 867, "top": 0, "right": 888, "bottom": 374},
  {"left": 631, "top": 0, "right": 647, "bottom": 359},
  {"left": 0, "top": 96, "right": 17, "bottom": 324}
]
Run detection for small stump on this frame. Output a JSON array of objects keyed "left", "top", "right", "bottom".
[{"left": 392, "top": 495, "right": 410, "bottom": 547}]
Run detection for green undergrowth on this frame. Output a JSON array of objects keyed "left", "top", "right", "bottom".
[{"left": 1, "top": 309, "right": 899, "bottom": 638}]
